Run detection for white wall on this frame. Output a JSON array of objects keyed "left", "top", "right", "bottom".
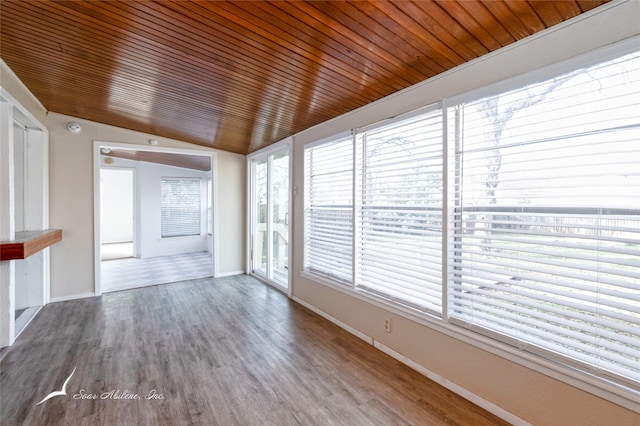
[
  {"left": 101, "top": 168, "right": 134, "bottom": 244},
  {"left": 136, "top": 160, "right": 209, "bottom": 258},
  {"left": 48, "top": 112, "right": 245, "bottom": 300},
  {"left": 289, "top": 2, "right": 639, "bottom": 425}
]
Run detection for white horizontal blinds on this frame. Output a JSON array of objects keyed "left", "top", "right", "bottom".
[
  {"left": 358, "top": 109, "right": 443, "bottom": 313},
  {"left": 161, "top": 178, "right": 201, "bottom": 238},
  {"left": 449, "top": 51, "right": 640, "bottom": 387},
  {"left": 304, "top": 136, "right": 354, "bottom": 283}
]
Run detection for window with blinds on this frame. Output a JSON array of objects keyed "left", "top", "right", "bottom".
[
  {"left": 449, "top": 51, "right": 640, "bottom": 387},
  {"left": 161, "top": 178, "right": 202, "bottom": 238},
  {"left": 304, "top": 136, "right": 354, "bottom": 283},
  {"left": 302, "top": 45, "right": 639, "bottom": 394},
  {"left": 357, "top": 109, "right": 443, "bottom": 313}
]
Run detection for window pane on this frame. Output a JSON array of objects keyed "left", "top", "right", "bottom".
[
  {"left": 161, "top": 178, "right": 201, "bottom": 238},
  {"left": 450, "top": 51, "right": 640, "bottom": 387},
  {"left": 304, "top": 136, "right": 353, "bottom": 284},
  {"left": 358, "top": 109, "right": 443, "bottom": 313},
  {"left": 255, "top": 161, "right": 268, "bottom": 275},
  {"left": 272, "top": 151, "right": 289, "bottom": 285}
]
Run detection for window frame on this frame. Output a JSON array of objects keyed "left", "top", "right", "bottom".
[
  {"left": 304, "top": 132, "right": 355, "bottom": 285},
  {"left": 301, "top": 38, "right": 640, "bottom": 411},
  {"left": 448, "top": 62, "right": 640, "bottom": 378},
  {"left": 355, "top": 105, "right": 445, "bottom": 315},
  {"left": 160, "top": 177, "right": 203, "bottom": 239}
]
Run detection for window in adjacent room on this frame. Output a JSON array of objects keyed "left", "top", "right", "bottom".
[{"left": 161, "top": 177, "right": 201, "bottom": 238}]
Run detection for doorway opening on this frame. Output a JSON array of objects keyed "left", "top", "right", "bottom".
[
  {"left": 100, "top": 168, "right": 135, "bottom": 261},
  {"left": 94, "top": 142, "right": 216, "bottom": 294}
]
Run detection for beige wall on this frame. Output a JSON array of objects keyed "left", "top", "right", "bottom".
[
  {"left": 290, "top": 2, "right": 639, "bottom": 425},
  {"left": 0, "top": 60, "right": 47, "bottom": 126},
  {"left": 47, "top": 112, "right": 245, "bottom": 299},
  {"left": 216, "top": 149, "right": 246, "bottom": 275}
]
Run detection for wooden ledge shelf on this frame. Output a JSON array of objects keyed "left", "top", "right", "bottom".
[{"left": 0, "top": 230, "right": 62, "bottom": 261}]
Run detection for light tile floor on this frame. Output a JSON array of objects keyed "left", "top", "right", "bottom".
[
  {"left": 101, "top": 242, "right": 134, "bottom": 260},
  {"left": 101, "top": 251, "right": 213, "bottom": 293}
]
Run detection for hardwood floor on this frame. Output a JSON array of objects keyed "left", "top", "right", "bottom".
[{"left": 0, "top": 275, "right": 509, "bottom": 425}]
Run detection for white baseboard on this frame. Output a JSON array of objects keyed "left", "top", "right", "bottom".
[
  {"left": 291, "top": 296, "right": 528, "bottom": 425},
  {"left": 373, "top": 341, "right": 531, "bottom": 426},
  {"left": 215, "top": 270, "right": 245, "bottom": 278},
  {"left": 50, "top": 292, "right": 96, "bottom": 303}
]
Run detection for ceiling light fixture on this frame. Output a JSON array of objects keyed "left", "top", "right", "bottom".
[
  {"left": 101, "top": 147, "right": 111, "bottom": 154},
  {"left": 67, "top": 122, "right": 82, "bottom": 133}
]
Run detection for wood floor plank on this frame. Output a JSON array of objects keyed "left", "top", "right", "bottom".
[{"left": 0, "top": 275, "right": 509, "bottom": 425}]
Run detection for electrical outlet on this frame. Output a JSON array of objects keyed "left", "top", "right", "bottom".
[{"left": 384, "top": 317, "right": 392, "bottom": 333}]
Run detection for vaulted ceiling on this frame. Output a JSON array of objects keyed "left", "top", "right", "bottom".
[{"left": 1, "top": 0, "right": 609, "bottom": 155}]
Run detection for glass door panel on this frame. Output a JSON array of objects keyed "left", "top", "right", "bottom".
[
  {"left": 271, "top": 152, "right": 289, "bottom": 286},
  {"left": 254, "top": 160, "right": 268, "bottom": 276},
  {"left": 251, "top": 149, "right": 289, "bottom": 289}
]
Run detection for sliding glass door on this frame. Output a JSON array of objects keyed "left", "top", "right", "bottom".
[
  {"left": 251, "top": 147, "right": 289, "bottom": 289},
  {"left": 255, "top": 160, "right": 268, "bottom": 276}
]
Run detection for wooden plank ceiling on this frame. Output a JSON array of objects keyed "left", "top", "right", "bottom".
[
  {"left": 1, "top": 0, "right": 609, "bottom": 155},
  {"left": 101, "top": 148, "right": 212, "bottom": 171}
]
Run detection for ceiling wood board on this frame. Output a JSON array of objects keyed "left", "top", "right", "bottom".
[
  {"left": 0, "top": 0, "right": 609, "bottom": 155},
  {"left": 103, "top": 149, "right": 212, "bottom": 172}
]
